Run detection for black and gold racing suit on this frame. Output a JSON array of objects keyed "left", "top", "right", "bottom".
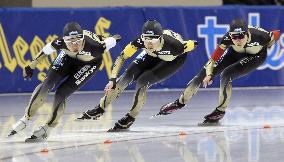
[
  {"left": 25, "top": 30, "right": 115, "bottom": 127},
  {"left": 93, "top": 30, "right": 196, "bottom": 119},
  {"left": 179, "top": 26, "right": 275, "bottom": 112}
]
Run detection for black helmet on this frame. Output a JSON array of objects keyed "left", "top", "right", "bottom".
[
  {"left": 63, "top": 22, "right": 83, "bottom": 38},
  {"left": 229, "top": 19, "right": 248, "bottom": 33},
  {"left": 142, "top": 20, "right": 163, "bottom": 37}
]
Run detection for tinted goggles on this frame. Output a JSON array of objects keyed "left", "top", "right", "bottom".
[
  {"left": 229, "top": 32, "right": 246, "bottom": 40},
  {"left": 63, "top": 34, "right": 84, "bottom": 45},
  {"left": 141, "top": 34, "right": 161, "bottom": 43}
]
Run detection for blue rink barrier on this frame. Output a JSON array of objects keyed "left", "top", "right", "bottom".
[{"left": 0, "top": 6, "right": 283, "bottom": 93}]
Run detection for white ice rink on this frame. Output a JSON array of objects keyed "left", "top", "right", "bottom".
[{"left": 1, "top": 88, "right": 284, "bottom": 162}]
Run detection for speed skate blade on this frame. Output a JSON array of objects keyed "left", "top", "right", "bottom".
[
  {"left": 107, "top": 128, "right": 130, "bottom": 132},
  {"left": 7, "top": 130, "right": 17, "bottom": 138},
  {"left": 198, "top": 122, "right": 221, "bottom": 127}
]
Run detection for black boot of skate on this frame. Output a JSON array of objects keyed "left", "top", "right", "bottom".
[
  {"left": 76, "top": 106, "right": 105, "bottom": 120},
  {"left": 25, "top": 126, "right": 49, "bottom": 142},
  {"left": 108, "top": 114, "right": 135, "bottom": 132},
  {"left": 198, "top": 108, "right": 225, "bottom": 126},
  {"left": 152, "top": 99, "right": 185, "bottom": 118},
  {"left": 25, "top": 135, "right": 45, "bottom": 143}
]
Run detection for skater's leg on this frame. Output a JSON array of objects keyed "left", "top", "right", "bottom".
[
  {"left": 9, "top": 70, "right": 65, "bottom": 136},
  {"left": 201, "top": 52, "right": 267, "bottom": 125},
  {"left": 109, "top": 55, "right": 187, "bottom": 131}
]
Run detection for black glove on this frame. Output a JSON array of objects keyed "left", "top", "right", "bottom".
[
  {"left": 109, "top": 78, "right": 117, "bottom": 89},
  {"left": 23, "top": 65, "right": 34, "bottom": 80}
]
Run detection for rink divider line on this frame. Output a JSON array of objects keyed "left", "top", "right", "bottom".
[{"left": 0, "top": 86, "right": 284, "bottom": 97}]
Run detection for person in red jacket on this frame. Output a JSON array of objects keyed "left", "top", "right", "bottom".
[{"left": 155, "top": 19, "right": 281, "bottom": 126}]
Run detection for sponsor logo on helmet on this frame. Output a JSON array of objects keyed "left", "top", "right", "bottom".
[
  {"left": 233, "top": 28, "right": 243, "bottom": 32},
  {"left": 145, "top": 30, "right": 154, "bottom": 35},
  {"left": 69, "top": 31, "right": 79, "bottom": 35}
]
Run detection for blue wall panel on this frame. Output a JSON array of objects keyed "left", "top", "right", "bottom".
[{"left": 0, "top": 7, "right": 283, "bottom": 93}]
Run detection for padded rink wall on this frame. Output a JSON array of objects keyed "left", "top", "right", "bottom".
[{"left": 0, "top": 6, "right": 283, "bottom": 93}]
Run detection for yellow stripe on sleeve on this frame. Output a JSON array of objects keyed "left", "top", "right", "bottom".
[
  {"left": 184, "top": 40, "right": 195, "bottom": 53},
  {"left": 122, "top": 43, "right": 138, "bottom": 58}
]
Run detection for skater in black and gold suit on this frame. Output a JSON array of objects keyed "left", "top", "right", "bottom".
[
  {"left": 77, "top": 20, "right": 198, "bottom": 132},
  {"left": 156, "top": 19, "right": 281, "bottom": 126},
  {"left": 9, "top": 22, "right": 121, "bottom": 141}
]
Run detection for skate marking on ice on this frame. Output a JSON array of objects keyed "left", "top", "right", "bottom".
[{"left": 2, "top": 124, "right": 284, "bottom": 160}]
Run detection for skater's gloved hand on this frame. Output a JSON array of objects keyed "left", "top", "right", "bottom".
[
  {"left": 23, "top": 65, "right": 34, "bottom": 81},
  {"left": 105, "top": 78, "right": 116, "bottom": 95},
  {"left": 203, "top": 74, "right": 213, "bottom": 88},
  {"left": 112, "top": 34, "right": 122, "bottom": 42}
]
